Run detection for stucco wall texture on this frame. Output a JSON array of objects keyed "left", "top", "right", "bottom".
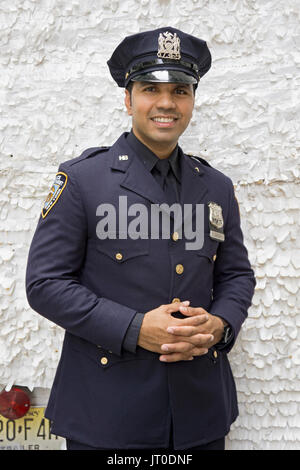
[{"left": 0, "top": 0, "right": 299, "bottom": 450}]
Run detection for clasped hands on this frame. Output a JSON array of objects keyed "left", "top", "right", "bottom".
[{"left": 138, "top": 301, "right": 225, "bottom": 363}]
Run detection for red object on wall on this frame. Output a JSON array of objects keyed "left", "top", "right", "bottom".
[{"left": 0, "top": 387, "right": 31, "bottom": 419}]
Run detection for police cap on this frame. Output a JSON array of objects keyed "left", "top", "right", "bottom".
[{"left": 107, "top": 26, "right": 211, "bottom": 88}]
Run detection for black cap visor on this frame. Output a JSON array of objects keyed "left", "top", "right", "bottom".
[{"left": 131, "top": 70, "right": 198, "bottom": 85}]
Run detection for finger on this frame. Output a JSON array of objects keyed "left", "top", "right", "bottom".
[
  {"left": 187, "top": 333, "right": 214, "bottom": 347},
  {"left": 171, "top": 315, "right": 209, "bottom": 330},
  {"left": 190, "top": 347, "right": 209, "bottom": 357},
  {"left": 161, "top": 341, "right": 194, "bottom": 354},
  {"left": 159, "top": 353, "right": 194, "bottom": 363},
  {"left": 167, "top": 316, "right": 208, "bottom": 334},
  {"left": 164, "top": 300, "right": 190, "bottom": 314},
  {"left": 162, "top": 333, "right": 214, "bottom": 349},
  {"left": 178, "top": 306, "right": 207, "bottom": 317},
  {"left": 159, "top": 347, "right": 209, "bottom": 363},
  {"left": 167, "top": 325, "right": 198, "bottom": 337}
]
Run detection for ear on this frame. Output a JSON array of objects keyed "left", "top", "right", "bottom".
[{"left": 124, "top": 89, "right": 133, "bottom": 116}]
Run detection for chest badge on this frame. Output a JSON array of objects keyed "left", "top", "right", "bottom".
[{"left": 208, "top": 202, "right": 225, "bottom": 242}]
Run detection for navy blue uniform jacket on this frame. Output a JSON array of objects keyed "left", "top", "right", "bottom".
[{"left": 26, "top": 132, "right": 255, "bottom": 449}]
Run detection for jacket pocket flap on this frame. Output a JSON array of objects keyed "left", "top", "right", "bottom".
[
  {"left": 94, "top": 236, "right": 149, "bottom": 262},
  {"left": 69, "top": 334, "right": 155, "bottom": 369}
]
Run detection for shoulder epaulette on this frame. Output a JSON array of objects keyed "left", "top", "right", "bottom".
[
  {"left": 68, "top": 146, "right": 110, "bottom": 167},
  {"left": 189, "top": 154, "right": 211, "bottom": 168}
]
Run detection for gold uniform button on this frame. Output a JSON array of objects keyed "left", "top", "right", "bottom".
[
  {"left": 175, "top": 264, "right": 184, "bottom": 275},
  {"left": 195, "top": 166, "right": 200, "bottom": 172},
  {"left": 172, "top": 297, "right": 181, "bottom": 303},
  {"left": 115, "top": 253, "right": 123, "bottom": 261},
  {"left": 213, "top": 254, "right": 217, "bottom": 262},
  {"left": 213, "top": 351, "right": 218, "bottom": 359},
  {"left": 100, "top": 357, "right": 108, "bottom": 365},
  {"left": 172, "top": 232, "right": 179, "bottom": 241}
]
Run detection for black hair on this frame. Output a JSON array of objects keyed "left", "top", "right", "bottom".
[{"left": 126, "top": 81, "right": 134, "bottom": 95}]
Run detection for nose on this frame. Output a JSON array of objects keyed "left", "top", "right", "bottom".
[{"left": 156, "top": 90, "right": 176, "bottom": 110}]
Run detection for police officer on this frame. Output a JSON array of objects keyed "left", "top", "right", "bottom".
[{"left": 26, "top": 27, "right": 255, "bottom": 450}]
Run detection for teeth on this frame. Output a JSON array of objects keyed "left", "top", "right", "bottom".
[{"left": 153, "top": 117, "right": 174, "bottom": 123}]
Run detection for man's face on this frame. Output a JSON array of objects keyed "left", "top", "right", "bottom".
[{"left": 125, "top": 81, "right": 195, "bottom": 152}]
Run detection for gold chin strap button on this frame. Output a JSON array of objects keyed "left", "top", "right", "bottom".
[
  {"left": 115, "top": 253, "right": 123, "bottom": 261},
  {"left": 175, "top": 264, "right": 184, "bottom": 275}
]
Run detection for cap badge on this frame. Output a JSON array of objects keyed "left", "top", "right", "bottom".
[{"left": 157, "top": 31, "right": 181, "bottom": 60}]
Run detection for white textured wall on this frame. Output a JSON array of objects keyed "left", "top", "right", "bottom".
[{"left": 0, "top": 0, "right": 299, "bottom": 450}]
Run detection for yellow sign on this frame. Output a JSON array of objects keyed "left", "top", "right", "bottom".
[{"left": 0, "top": 407, "right": 65, "bottom": 450}]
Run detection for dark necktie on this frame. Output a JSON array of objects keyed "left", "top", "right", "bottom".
[{"left": 153, "top": 159, "right": 178, "bottom": 205}]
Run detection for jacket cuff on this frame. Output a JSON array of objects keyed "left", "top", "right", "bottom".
[
  {"left": 122, "top": 313, "right": 144, "bottom": 353},
  {"left": 212, "top": 314, "right": 235, "bottom": 352}
]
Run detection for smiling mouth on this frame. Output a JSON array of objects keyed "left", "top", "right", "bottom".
[{"left": 151, "top": 116, "right": 178, "bottom": 124}]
